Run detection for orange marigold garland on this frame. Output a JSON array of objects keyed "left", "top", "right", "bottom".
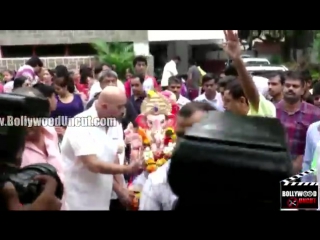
[
  {"left": 137, "top": 127, "right": 177, "bottom": 174},
  {"left": 129, "top": 129, "right": 177, "bottom": 210},
  {"left": 138, "top": 128, "right": 150, "bottom": 145}
]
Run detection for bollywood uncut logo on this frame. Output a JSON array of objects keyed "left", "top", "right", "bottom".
[
  {"left": 280, "top": 170, "right": 318, "bottom": 210},
  {"left": 4, "top": 116, "right": 118, "bottom": 127}
]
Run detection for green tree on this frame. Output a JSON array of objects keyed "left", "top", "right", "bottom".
[
  {"left": 308, "top": 30, "right": 320, "bottom": 80},
  {"left": 91, "top": 41, "right": 134, "bottom": 80},
  {"left": 238, "top": 30, "right": 314, "bottom": 61},
  {"left": 312, "top": 30, "right": 320, "bottom": 62}
]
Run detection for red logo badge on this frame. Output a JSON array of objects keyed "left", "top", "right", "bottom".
[{"left": 287, "top": 197, "right": 298, "bottom": 208}]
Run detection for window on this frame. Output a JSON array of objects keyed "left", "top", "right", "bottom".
[
  {"left": 150, "top": 42, "right": 168, "bottom": 80},
  {"left": 35, "top": 44, "right": 65, "bottom": 57},
  {"left": 150, "top": 42, "right": 168, "bottom": 68},
  {"left": 68, "top": 44, "right": 96, "bottom": 56},
  {"left": 2, "top": 45, "right": 34, "bottom": 58}
]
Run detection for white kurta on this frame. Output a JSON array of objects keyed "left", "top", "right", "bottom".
[
  {"left": 61, "top": 105, "right": 118, "bottom": 210},
  {"left": 316, "top": 142, "right": 320, "bottom": 208},
  {"left": 139, "top": 161, "right": 177, "bottom": 210}
]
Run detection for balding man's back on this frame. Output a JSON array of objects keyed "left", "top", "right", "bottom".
[{"left": 98, "top": 86, "right": 126, "bottom": 103}]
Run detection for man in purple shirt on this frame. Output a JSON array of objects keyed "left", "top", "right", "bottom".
[{"left": 276, "top": 70, "right": 320, "bottom": 174}]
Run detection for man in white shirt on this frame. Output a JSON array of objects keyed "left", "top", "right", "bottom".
[
  {"left": 139, "top": 101, "right": 216, "bottom": 210},
  {"left": 194, "top": 73, "right": 224, "bottom": 111},
  {"left": 225, "top": 65, "right": 269, "bottom": 97},
  {"left": 161, "top": 56, "right": 181, "bottom": 89},
  {"left": 61, "top": 86, "right": 141, "bottom": 210},
  {"left": 86, "top": 70, "right": 124, "bottom": 109},
  {"left": 252, "top": 75, "right": 269, "bottom": 98},
  {"left": 89, "top": 70, "right": 125, "bottom": 101},
  {"left": 167, "top": 76, "right": 190, "bottom": 108},
  {"left": 132, "top": 55, "right": 158, "bottom": 93}
]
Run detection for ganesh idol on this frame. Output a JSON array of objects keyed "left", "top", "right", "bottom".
[{"left": 124, "top": 90, "right": 179, "bottom": 210}]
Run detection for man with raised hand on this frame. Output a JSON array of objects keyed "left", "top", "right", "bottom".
[{"left": 222, "top": 30, "right": 276, "bottom": 117}]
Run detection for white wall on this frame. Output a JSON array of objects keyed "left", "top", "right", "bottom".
[
  {"left": 148, "top": 30, "right": 225, "bottom": 42},
  {"left": 133, "top": 42, "right": 149, "bottom": 55}
]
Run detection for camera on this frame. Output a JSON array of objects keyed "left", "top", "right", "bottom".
[
  {"left": 169, "top": 111, "right": 292, "bottom": 209},
  {"left": 0, "top": 92, "right": 64, "bottom": 209},
  {"left": 1, "top": 163, "right": 64, "bottom": 205}
]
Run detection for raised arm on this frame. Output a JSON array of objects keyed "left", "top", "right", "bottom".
[{"left": 222, "top": 30, "right": 260, "bottom": 110}]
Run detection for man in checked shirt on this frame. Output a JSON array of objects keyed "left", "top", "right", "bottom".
[
  {"left": 139, "top": 102, "right": 216, "bottom": 210},
  {"left": 276, "top": 70, "right": 320, "bottom": 175}
]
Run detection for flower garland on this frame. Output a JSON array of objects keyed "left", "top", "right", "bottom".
[
  {"left": 138, "top": 127, "right": 177, "bottom": 173},
  {"left": 127, "top": 127, "right": 177, "bottom": 210}
]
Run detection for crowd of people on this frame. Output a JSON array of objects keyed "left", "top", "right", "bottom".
[{"left": 1, "top": 30, "right": 320, "bottom": 210}]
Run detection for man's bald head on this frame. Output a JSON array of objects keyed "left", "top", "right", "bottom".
[{"left": 96, "top": 86, "right": 127, "bottom": 119}]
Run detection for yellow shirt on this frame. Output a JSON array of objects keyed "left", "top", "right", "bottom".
[
  {"left": 247, "top": 95, "right": 276, "bottom": 117},
  {"left": 197, "top": 66, "right": 206, "bottom": 85},
  {"left": 197, "top": 66, "right": 206, "bottom": 76}
]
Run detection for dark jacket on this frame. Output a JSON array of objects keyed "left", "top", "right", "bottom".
[{"left": 123, "top": 99, "right": 138, "bottom": 129}]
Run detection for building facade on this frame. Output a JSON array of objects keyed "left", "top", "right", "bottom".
[
  {"left": 0, "top": 30, "right": 148, "bottom": 46},
  {"left": 0, "top": 30, "right": 225, "bottom": 75},
  {"left": 0, "top": 30, "right": 151, "bottom": 72}
]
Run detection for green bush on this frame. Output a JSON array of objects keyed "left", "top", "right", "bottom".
[
  {"left": 91, "top": 41, "right": 134, "bottom": 80},
  {"left": 270, "top": 55, "right": 283, "bottom": 64}
]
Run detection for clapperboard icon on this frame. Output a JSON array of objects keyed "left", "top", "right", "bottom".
[{"left": 280, "top": 169, "right": 318, "bottom": 210}]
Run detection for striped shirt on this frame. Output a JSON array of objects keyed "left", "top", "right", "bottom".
[{"left": 276, "top": 101, "right": 320, "bottom": 159}]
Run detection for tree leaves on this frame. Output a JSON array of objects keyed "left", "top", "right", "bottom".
[{"left": 91, "top": 40, "right": 134, "bottom": 80}]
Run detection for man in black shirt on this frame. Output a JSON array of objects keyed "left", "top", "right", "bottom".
[{"left": 129, "top": 74, "right": 146, "bottom": 115}]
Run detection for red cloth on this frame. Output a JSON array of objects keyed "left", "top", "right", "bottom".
[
  {"left": 124, "top": 75, "right": 160, "bottom": 98},
  {"left": 171, "top": 103, "right": 179, "bottom": 115},
  {"left": 76, "top": 83, "right": 89, "bottom": 99}
]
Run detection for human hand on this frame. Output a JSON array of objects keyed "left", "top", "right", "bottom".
[
  {"left": 126, "top": 160, "right": 142, "bottom": 174},
  {"left": 118, "top": 188, "right": 135, "bottom": 207},
  {"left": 222, "top": 30, "right": 241, "bottom": 60},
  {"left": 125, "top": 132, "right": 139, "bottom": 145},
  {"left": 2, "top": 175, "right": 61, "bottom": 211},
  {"left": 124, "top": 123, "right": 139, "bottom": 144}
]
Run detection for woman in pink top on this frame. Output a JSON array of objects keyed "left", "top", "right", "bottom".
[
  {"left": 22, "top": 126, "right": 64, "bottom": 182},
  {"left": 13, "top": 87, "right": 65, "bottom": 209},
  {"left": 22, "top": 125, "right": 65, "bottom": 209}
]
